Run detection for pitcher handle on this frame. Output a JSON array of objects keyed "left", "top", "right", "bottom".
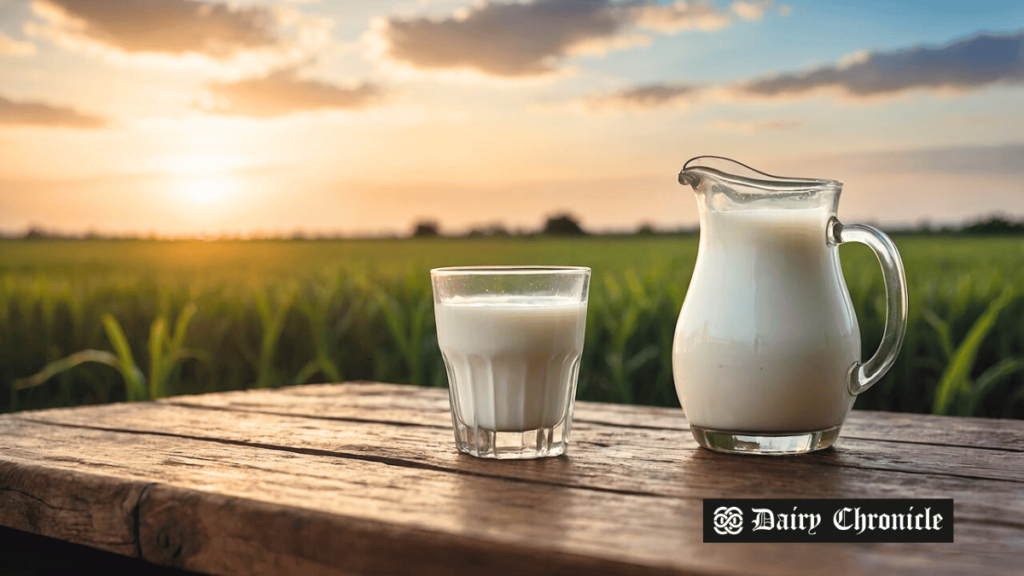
[{"left": 827, "top": 217, "right": 909, "bottom": 396}]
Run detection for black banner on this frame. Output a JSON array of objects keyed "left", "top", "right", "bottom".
[{"left": 704, "top": 499, "right": 954, "bottom": 543}]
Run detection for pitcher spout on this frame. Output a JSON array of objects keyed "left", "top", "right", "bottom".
[
  {"left": 678, "top": 170, "right": 700, "bottom": 188},
  {"left": 678, "top": 155, "right": 842, "bottom": 209}
]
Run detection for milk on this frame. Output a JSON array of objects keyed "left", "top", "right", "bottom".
[
  {"left": 673, "top": 206, "right": 861, "bottom": 432},
  {"left": 435, "top": 295, "right": 587, "bottom": 432}
]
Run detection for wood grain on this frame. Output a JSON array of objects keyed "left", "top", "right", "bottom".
[
  {"left": 168, "top": 382, "right": 1024, "bottom": 450},
  {"left": 0, "top": 460, "right": 145, "bottom": 556},
  {"left": 1, "top": 383, "right": 1023, "bottom": 576}
]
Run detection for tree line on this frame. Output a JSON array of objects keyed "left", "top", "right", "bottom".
[{"left": 7, "top": 214, "right": 1024, "bottom": 241}]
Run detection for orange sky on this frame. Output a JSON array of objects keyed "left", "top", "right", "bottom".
[{"left": 2, "top": 0, "right": 1024, "bottom": 236}]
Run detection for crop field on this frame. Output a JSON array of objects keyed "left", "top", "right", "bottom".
[{"left": 2, "top": 236, "right": 1023, "bottom": 418}]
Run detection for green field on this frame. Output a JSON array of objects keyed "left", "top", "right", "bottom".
[{"left": 2, "top": 236, "right": 1023, "bottom": 418}]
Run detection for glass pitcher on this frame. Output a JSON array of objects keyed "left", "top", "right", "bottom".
[{"left": 673, "top": 156, "right": 908, "bottom": 455}]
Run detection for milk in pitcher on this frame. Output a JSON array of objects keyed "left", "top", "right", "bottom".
[{"left": 672, "top": 205, "right": 862, "bottom": 433}]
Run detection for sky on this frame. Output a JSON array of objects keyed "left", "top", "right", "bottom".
[{"left": 1, "top": 0, "right": 1023, "bottom": 237}]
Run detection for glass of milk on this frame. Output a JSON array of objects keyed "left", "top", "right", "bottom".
[{"left": 430, "top": 266, "right": 590, "bottom": 459}]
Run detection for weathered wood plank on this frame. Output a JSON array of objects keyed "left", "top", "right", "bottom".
[
  {"left": 137, "top": 486, "right": 679, "bottom": 576},
  {"left": 15, "top": 400, "right": 1024, "bottom": 489},
  {"left": 0, "top": 460, "right": 145, "bottom": 556},
  {"left": 1, "top": 419, "right": 1021, "bottom": 576},
  {"left": 167, "top": 383, "right": 1024, "bottom": 451},
  {"left": 3, "top": 383, "right": 1024, "bottom": 576},
  {"left": 8, "top": 401, "right": 1023, "bottom": 547}
]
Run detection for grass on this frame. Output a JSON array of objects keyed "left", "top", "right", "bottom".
[{"left": 2, "top": 235, "right": 1023, "bottom": 418}]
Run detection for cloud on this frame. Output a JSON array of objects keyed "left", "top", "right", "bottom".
[
  {"left": 580, "top": 82, "right": 702, "bottom": 111},
  {"left": 27, "top": 0, "right": 330, "bottom": 76},
  {"left": 632, "top": 1, "right": 731, "bottom": 33},
  {"left": 574, "top": 28, "right": 1024, "bottom": 112},
  {"left": 368, "top": 0, "right": 628, "bottom": 78},
  {"left": 367, "top": 0, "right": 741, "bottom": 79},
  {"left": 32, "top": 0, "right": 279, "bottom": 56},
  {"left": 204, "top": 68, "right": 386, "bottom": 117},
  {"left": 0, "top": 30, "right": 36, "bottom": 56},
  {"left": 730, "top": 1, "right": 768, "bottom": 21},
  {"left": 739, "top": 29, "right": 1024, "bottom": 99},
  {"left": 0, "top": 94, "right": 105, "bottom": 128}
]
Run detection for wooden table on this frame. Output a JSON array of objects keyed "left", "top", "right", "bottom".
[{"left": 1, "top": 383, "right": 1022, "bottom": 575}]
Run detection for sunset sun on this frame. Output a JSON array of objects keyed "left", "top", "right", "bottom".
[{"left": 178, "top": 176, "right": 236, "bottom": 205}]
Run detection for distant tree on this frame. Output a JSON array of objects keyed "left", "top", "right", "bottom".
[
  {"left": 542, "top": 213, "right": 586, "bottom": 236},
  {"left": 636, "top": 223, "right": 656, "bottom": 236},
  {"left": 23, "top": 226, "right": 50, "bottom": 240},
  {"left": 962, "top": 215, "right": 1024, "bottom": 235},
  {"left": 465, "top": 223, "right": 510, "bottom": 238},
  {"left": 412, "top": 220, "right": 440, "bottom": 238}
]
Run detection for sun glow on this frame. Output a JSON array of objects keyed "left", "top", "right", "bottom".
[
  {"left": 163, "top": 151, "right": 249, "bottom": 176},
  {"left": 163, "top": 151, "right": 245, "bottom": 207},
  {"left": 178, "top": 177, "right": 238, "bottom": 204}
]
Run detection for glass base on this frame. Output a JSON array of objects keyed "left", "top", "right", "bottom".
[
  {"left": 691, "top": 424, "right": 842, "bottom": 455},
  {"left": 452, "top": 419, "right": 569, "bottom": 459}
]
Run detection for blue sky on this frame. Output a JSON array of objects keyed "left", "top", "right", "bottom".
[{"left": 1, "top": 0, "right": 1023, "bottom": 236}]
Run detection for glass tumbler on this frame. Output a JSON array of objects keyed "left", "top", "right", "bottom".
[{"left": 430, "top": 266, "right": 590, "bottom": 459}]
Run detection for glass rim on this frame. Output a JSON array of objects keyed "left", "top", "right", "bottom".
[{"left": 430, "top": 265, "right": 591, "bottom": 276}]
